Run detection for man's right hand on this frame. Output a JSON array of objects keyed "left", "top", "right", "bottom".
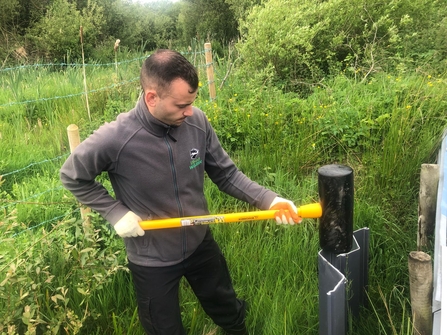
[
  {"left": 114, "top": 211, "right": 145, "bottom": 237},
  {"left": 269, "top": 196, "right": 302, "bottom": 225}
]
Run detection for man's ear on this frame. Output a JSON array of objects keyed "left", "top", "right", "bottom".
[{"left": 144, "top": 90, "right": 158, "bottom": 107}]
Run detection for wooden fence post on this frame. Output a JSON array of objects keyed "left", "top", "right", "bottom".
[
  {"left": 408, "top": 251, "right": 433, "bottom": 335},
  {"left": 66, "top": 124, "right": 91, "bottom": 226},
  {"left": 418, "top": 164, "right": 439, "bottom": 249},
  {"left": 67, "top": 124, "right": 81, "bottom": 152},
  {"left": 408, "top": 163, "right": 438, "bottom": 334},
  {"left": 204, "top": 42, "right": 216, "bottom": 100}
]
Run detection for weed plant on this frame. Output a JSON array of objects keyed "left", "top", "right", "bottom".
[{"left": 0, "top": 50, "right": 446, "bottom": 334}]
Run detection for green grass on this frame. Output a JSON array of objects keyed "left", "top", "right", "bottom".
[{"left": 1, "top": 51, "right": 446, "bottom": 334}]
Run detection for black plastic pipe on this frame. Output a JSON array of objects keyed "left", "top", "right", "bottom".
[{"left": 318, "top": 164, "right": 354, "bottom": 254}]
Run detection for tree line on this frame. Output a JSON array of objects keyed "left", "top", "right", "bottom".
[
  {"left": 0, "top": 0, "right": 251, "bottom": 64},
  {"left": 1, "top": 0, "right": 446, "bottom": 94}
]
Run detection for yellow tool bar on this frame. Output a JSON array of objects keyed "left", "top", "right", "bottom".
[{"left": 139, "top": 203, "right": 322, "bottom": 230}]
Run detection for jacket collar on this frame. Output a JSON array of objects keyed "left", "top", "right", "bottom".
[{"left": 134, "top": 95, "right": 178, "bottom": 141}]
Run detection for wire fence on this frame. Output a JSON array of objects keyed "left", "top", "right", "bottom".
[
  {"left": 0, "top": 78, "right": 140, "bottom": 108},
  {"left": 0, "top": 154, "right": 72, "bottom": 242},
  {"left": 0, "top": 56, "right": 148, "bottom": 73},
  {"left": 1, "top": 155, "right": 68, "bottom": 178},
  {"left": 0, "top": 48, "right": 221, "bottom": 109},
  {"left": 0, "top": 45, "right": 224, "bottom": 243},
  {"left": 0, "top": 50, "right": 204, "bottom": 73}
]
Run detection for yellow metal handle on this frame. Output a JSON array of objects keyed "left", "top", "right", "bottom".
[{"left": 139, "top": 203, "right": 322, "bottom": 230}]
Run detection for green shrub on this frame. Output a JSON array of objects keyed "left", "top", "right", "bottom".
[
  {"left": 237, "top": 0, "right": 447, "bottom": 92},
  {"left": 26, "top": 0, "right": 104, "bottom": 62}
]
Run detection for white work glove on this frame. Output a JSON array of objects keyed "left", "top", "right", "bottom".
[
  {"left": 269, "top": 196, "right": 302, "bottom": 225},
  {"left": 114, "top": 211, "right": 145, "bottom": 237}
]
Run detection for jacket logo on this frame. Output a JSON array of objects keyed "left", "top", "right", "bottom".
[
  {"left": 189, "top": 148, "right": 202, "bottom": 170},
  {"left": 190, "top": 148, "right": 199, "bottom": 159}
]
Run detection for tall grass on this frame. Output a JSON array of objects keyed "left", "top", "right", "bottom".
[{"left": 1, "top": 50, "right": 446, "bottom": 334}]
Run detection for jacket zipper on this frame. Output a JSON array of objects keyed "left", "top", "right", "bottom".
[{"left": 164, "top": 128, "right": 187, "bottom": 258}]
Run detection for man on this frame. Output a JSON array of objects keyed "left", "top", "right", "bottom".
[{"left": 60, "top": 49, "right": 300, "bottom": 335}]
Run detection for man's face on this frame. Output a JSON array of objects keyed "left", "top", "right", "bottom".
[{"left": 144, "top": 78, "right": 197, "bottom": 127}]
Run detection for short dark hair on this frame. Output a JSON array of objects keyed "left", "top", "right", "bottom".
[{"left": 140, "top": 49, "right": 199, "bottom": 96}]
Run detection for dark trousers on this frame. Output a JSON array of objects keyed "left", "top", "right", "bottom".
[{"left": 127, "top": 230, "right": 248, "bottom": 335}]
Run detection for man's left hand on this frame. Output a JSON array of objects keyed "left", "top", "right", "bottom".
[{"left": 269, "top": 196, "right": 302, "bottom": 225}]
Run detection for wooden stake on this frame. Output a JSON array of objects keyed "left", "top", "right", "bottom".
[
  {"left": 67, "top": 124, "right": 81, "bottom": 152},
  {"left": 418, "top": 164, "right": 439, "bottom": 249},
  {"left": 80, "top": 26, "right": 91, "bottom": 122},
  {"left": 66, "top": 124, "right": 91, "bottom": 225},
  {"left": 204, "top": 43, "right": 216, "bottom": 100},
  {"left": 408, "top": 251, "right": 433, "bottom": 335}
]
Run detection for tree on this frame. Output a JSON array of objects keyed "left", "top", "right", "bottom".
[
  {"left": 92, "top": 0, "right": 181, "bottom": 55},
  {"left": 0, "top": 0, "right": 20, "bottom": 32},
  {"left": 0, "top": 0, "right": 21, "bottom": 63},
  {"left": 179, "top": 0, "right": 238, "bottom": 45},
  {"left": 26, "top": 0, "right": 104, "bottom": 61},
  {"left": 237, "top": 0, "right": 447, "bottom": 93},
  {"left": 224, "top": 0, "right": 264, "bottom": 22},
  {"left": 12, "top": 0, "right": 53, "bottom": 37}
]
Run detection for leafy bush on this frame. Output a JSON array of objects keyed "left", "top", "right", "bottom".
[
  {"left": 237, "top": 0, "right": 447, "bottom": 92},
  {"left": 0, "top": 214, "right": 131, "bottom": 334},
  {"left": 26, "top": 0, "right": 104, "bottom": 62}
]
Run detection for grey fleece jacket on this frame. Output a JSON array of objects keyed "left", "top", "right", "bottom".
[{"left": 60, "top": 96, "right": 277, "bottom": 266}]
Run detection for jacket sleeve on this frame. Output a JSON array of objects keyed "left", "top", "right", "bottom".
[
  {"left": 59, "top": 130, "right": 130, "bottom": 225},
  {"left": 204, "top": 120, "right": 277, "bottom": 210}
]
